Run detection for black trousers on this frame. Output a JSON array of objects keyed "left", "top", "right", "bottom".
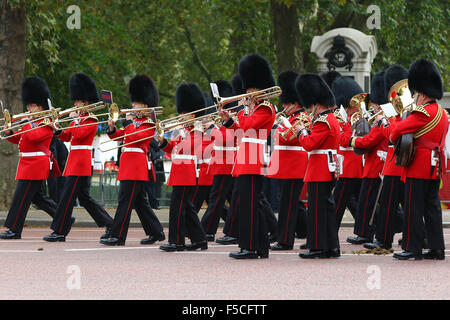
[
  {"left": 374, "top": 175, "right": 404, "bottom": 246},
  {"left": 296, "top": 200, "right": 308, "bottom": 239},
  {"left": 237, "top": 175, "right": 269, "bottom": 251},
  {"left": 276, "top": 179, "right": 304, "bottom": 246},
  {"left": 223, "top": 180, "right": 240, "bottom": 237},
  {"left": 402, "top": 178, "right": 444, "bottom": 252},
  {"left": 201, "top": 174, "right": 234, "bottom": 235},
  {"left": 306, "top": 181, "right": 339, "bottom": 250},
  {"left": 354, "top": 178, "right": 381, "bottom": 240},
  {"left": 110, "top": 180, "right": 163, "bottom": 242},
  {"left": 333, "top": 178, "right": 362, "bottom": 228},
  {"left": 192, "top": 185, "right": 211, "bottom": 213},
  {"left": 51, "top": 176, "right": 113, "bottom": 235},
  {"left": 5, "top": 180, "right": 57, "bottom": 234},
  {"left": 168, "top": 185, "right": 206, "bottom": 245}
]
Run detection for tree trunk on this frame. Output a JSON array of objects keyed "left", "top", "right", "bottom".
[
  {"left": 0, "top": 0, "right": 26, "bottom": 210},
  {"left": 270, "top": 0, "right": 304, "bottom": 73}
]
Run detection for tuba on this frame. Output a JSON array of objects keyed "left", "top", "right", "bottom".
[
  {"left": 388, "top": 79, "right": 415, "bottom": 166},
  {"left": 349, "top": 93, "right": 371, "bottom": 155}
]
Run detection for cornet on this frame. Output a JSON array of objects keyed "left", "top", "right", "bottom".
[
  {"left": 279, "top": 112, "right": 312, "bottom": 139},
  {"left": 388, "top": 79, "right": 414, "bottom": 116}
]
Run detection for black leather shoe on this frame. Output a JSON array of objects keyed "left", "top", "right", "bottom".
[
  {"left": 229, "top": 249, "right": 268, "bottom": 259},
  {"left": 206, "top": 234, "right": 215, "bottom": 242},
  {"left": 393, "top": 251, "right": 423, "bottom": 260},
  {"left": 363, "top": 240, "right": 392, "bottom": 250},
  {"left": 140, "top": 232, "right": 165, "bottom": 245},
  {"left": 43, "top": 232, "right": 66, "bottom": 242},
  {"left": 186, "top": 240, "right": 208, "bottom": 251},
  {"left": 423, "top": 250, "right": 445, "bottom": 260},
  {"left": 100, "top": 226, "right": 112, "bottom": 240},
  {"left": 159, "top": 243, "right": 186, "bottom": 252},
  {"left": 270, "top": 243, "right": 293, "bottom": 250},
  {"left": 327, "top": 248, "right": 341, "bottom": 258},
  {"left": 215, "top": 236, "right": 238, "bottom": 245},
  {"left": 100, "top": 237, "right": 125, "bottom": 246},
  {"left": 346, "top": 236, "right": 372, "bottom": 245},
  {"left": 299, "top": 250, "right": 329, "bottom": 259},
  {"left": 0, "top": 230, "right": 21, "bottom": 239},
  {"left": 268, "top": 234, "right": 278, "bottom": 243},
  {"left": 299, "top": 243, "right": 308, "bottom": 250}
]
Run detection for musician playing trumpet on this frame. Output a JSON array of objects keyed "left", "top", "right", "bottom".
[
  {"left": 0, "top": 77, "right": 59, "bottom": 240},
  {"left": 100, "top": 74, "right": 164, "bottom": 246},
  {"left": 43, "top": 73, "right": 113, "bottom": 242}
]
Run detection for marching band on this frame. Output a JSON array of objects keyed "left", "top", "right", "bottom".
[{"left": 0, "top": 54, "right": 447, "bottom": 261}]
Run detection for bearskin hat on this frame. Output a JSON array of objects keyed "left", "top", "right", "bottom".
[
  {"left": 231, "top": 74, "right": 245, "bottom": 95},
  {"left": 295, "top": 74, "right": 335, "bottom": 108},
  {"left": 176, "top": 82, "right": 206, "bottom": 116},
  {"left": 238, "top": 53, "right": 275, "bottom": 91},
  {"left": 331, "top": 76, "right": 362, "bottom": 109},
  {"left": 408, "top": 58, "right": 443, "bottom": 100},
  {"left": 370, "top": 71, "right": 387, "bottom": 105},
  {"left": 69, "top": 73, "right": 99, "bottom": 103},
  {"left": 129, "top": 74, "right": 159, "bottom": 108},
  {"left": 384, "top": 65, "right": 408, "bottom": 98},
  {"left": 278, "top": 70, "right": 301, "bottom": 106},
  {"left": 21, "top": 76, "right": 52, "bottom": 110},
  {"left": 320, "top": 71, "right": 342, "bottom": 88}
]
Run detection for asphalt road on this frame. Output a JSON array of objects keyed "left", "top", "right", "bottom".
[{"left": 0, "top": 226, "right": 448, "bottom": 300}]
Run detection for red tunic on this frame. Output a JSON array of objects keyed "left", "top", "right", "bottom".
[
  {"left": 198, "top": 131, "right": 214, "bottom": 186},
  {"left": 266, "top": 111, "right": 309, "bottom": 179},
  {"left": 338, "top": 121, "right": 363, "bottom": 178},
  {"left": 162, "top": 129, "right": 200, "bottom": 186},
  {"left": 381, "top": 116, "right": 403, "bottom": 177},
  {"left": 57, "top": 115, "right": 97, "bottom": 177},
  {"left": 208, "top": 125, "right": 238, "bottom": 176},
  {"left": 108, "top": 118, "right": 155, "bottom": 181},
  {"left": 351, "top": 125, "right": 388, "bottom": 178},
  {"left": 7, "top": 119, "right": 53, "bottom": 180},
  {"left": 298, "top": 111, "right": 340, "bottom": 182},
  {"left": 228, "top": 102, "right": 276, "bottom": 177},
  {"left": 390, "top": 102, "right": 449, "bottom": 181}
]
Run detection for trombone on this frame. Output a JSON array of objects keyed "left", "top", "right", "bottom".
[
  {"left": 53, "top": 101, "right": 107, "bottom": 127},
  {"left": 156, "top": 86, "right": 282, "bottom": 139}
]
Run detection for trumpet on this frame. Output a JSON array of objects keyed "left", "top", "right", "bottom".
[
  {"left": 156, "top": 86, "right": 282, "bottom": 140},
  {"left": 334, "top": 108, "right": 345, "bottom": 123},
  {"left": 279, "top": 112, "right": 312, "bottom": 139}
]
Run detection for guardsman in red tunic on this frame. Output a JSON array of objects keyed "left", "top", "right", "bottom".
[
  {"left": 100, "top": 74, "right": 164, "bottom": 246},
  {"left": 0, "top": 77, "right": 58, "bottom": 239},
  {"left": 293, "top": 74, "right": 341, "bottom": 259},
  {"left": 363, "top": 67, "right": 408, "bottom": 250},
  {"left": 200, "top": 80, "right": 237, "bottom": 241},
  {"left": 43, "top": 73, "right": 113, "bottom": 242},
  {"left": 219, "top": 54, "right": 276, "bottom": 259},
  {"left": 267, "top": 71, "right": 309, "bottom": 251},
  {"left": 158, "top": 82, "right": 208, "bottom": 252},
  {"left": 345, "top": 77, "right": 389, "bottom": 245},
  {"left": 390, "top": 59, "right": 448, "bottom": 260},
  {"left": 330, "top": 77, "right": 364, "bottom": 229}
]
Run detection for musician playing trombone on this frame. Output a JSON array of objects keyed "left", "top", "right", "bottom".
[
  {"left": 0, "top": 77, "right": 59, "bottom": 240},
  {"left": 43, "top": 73, "right": 113, "bottom": 242},
  {"left": 100, "top": 74, "right": 164, "bottom": 246}
]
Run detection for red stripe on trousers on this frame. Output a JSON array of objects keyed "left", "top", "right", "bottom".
[
  {"left": 60, "top": 177, "right": 79, "bottom": 233},
  {"left": 118, "top": 181, "right": 136, "bottom": 239},
  {"left": 335, "top": 180, "right": 347, "bottom": 215},
  {"left": 315, "top": 183, "right": 318, "bottom": 249},
  {"left": 250, "top": 176, "right": 254, "bottom": 250},
  {"left": 384, "top": 178, "right": 395, "bottom": 243},
  {"left": 284, "top": 180, "right": 294, "bottom": 243},
  {"left": 12, "top": 181, "right": 32, "bottom": 231}
]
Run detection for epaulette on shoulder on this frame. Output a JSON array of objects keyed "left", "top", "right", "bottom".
[
  {"left": 411, "top": 104, "right": 430, "bottom": 117},
  {"left": 313, "top": 114, "right": 330, "bottom": 129}
]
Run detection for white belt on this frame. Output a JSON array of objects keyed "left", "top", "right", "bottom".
[
  {"left": 19, "top": 152, "right": 46, "bottom": 157},
  {"left": 241, "top": 137, "right": 266, "bottom": 145},
  {"left": 274, "top": 145, "right": 305, "bottom": 152},
  {"left": 123, "top": 147, "right": 145, "bottom": 153},
  {"left": 388, "top": 145, "right": 394, "bottom": 149},
  {"left": 309, "top": 149, "right": 337, "bottom": 155},
  {"left": 213, "top": 146, "right": 237, "bottom": 151},
  {"left": 173, "top": 154, "right": 197, "bottom": 161},
  {"left": 339, "top": 147, "right": 353, "bottom": 151},
  {"left": 71, "top": 145, "right": 93, "bottom": 151}
]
